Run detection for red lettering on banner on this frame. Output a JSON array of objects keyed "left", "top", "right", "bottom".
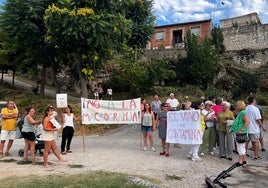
[
  {"left": 123, "top": 112, "right": 128, "bottom": 121},
  {"left": 130, "top": 99, "right": 136, "bottom": 109},
  {"left": 104, "top": 113, "right": 109, "bottom": 121},
  {"left": 86, "top": 99, "right": 100, "bottom": 109},
  {"left": 113, "top": 113, "right": 118, "bottom": 121},
  {"left": 132, "top": 112, "right": 138, "bottom": 122},
  {"left": 82, "top": 113, "right": 90, "bottom": 122}
]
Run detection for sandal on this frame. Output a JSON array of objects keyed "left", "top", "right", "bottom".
[
  {"left": 67, "top": 150, "right": 72, "bottom": 153},
  {"left": 160, "top": 151, "right": 165, "bottom": 155},
  {"left": 61, "top": 151, "right": 67, "bottom": 155}
]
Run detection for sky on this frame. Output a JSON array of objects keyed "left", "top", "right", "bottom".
[
  {"left": 153, "top": 0, "right": 268, "bottom": 26},
  {"left": 0, "top": 0, "right": 267, "bottom": 26}
]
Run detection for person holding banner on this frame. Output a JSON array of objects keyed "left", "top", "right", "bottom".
[
  {"left": 187, "top": 101, "right": 206, "bottom": 162},
  {"left": 200, "top": 101, "right": 217, "bottom": 156},
  {"left": 42, "top": 105, "right": 66, "bottom": 168},
  {"left": 61, "top": 105, "right": 79, "bottom": 155},
  {"left": 141, "top": 102, "right": 156, "bottom": 152},
  {"left": 157, "top": 103, "right": 170, "bottom": 157}
]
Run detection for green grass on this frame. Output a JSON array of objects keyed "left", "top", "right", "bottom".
[{"left": 1, "top": 171, "right": 148, "bottom": 188}]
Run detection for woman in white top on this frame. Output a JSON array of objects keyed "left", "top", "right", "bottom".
[
  {"left": 141, "top": 102, "right": 156, "bottom": 152},
  {"left": 61, "top": 105, "right": 79, "bottom": 154}
]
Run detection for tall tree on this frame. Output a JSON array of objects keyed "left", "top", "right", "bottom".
[
  {"left": 0, "top": 0, "right": 58, "bottom": 95},
  {"left": 44, "top": 1, "right": 133, "bottom": 97},
  {"left": 181, "top": 31, "right": 220, "bottom": 89}
]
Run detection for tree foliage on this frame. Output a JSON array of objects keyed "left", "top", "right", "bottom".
[
  {"left": 0, "top": 0, "right": 58, "bottom": 94},
  {"left": 178, "top": 31, "right": 221, "bottom": 89}
]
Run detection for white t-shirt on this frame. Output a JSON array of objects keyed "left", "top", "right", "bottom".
[
  {"left": 245, "top": 104, "right": 261, "bottom": 134},
  {"left": 202, "top": 109, "right": 215, "bottom": 128},
  {"left": 166, "top": 98, "right": 180, "bottom": 111}
]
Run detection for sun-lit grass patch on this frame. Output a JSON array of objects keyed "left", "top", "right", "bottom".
[{"left": 0, "top": 171, "right": 150, "bottom": 188}]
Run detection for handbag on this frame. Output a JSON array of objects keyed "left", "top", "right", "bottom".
[{"left": 235, "top": 133, "right": 248, "bottom": 143}]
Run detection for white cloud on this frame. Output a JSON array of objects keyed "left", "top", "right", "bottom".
[{"left": 153, "top": 0, "right": 268, "bottom": 25}]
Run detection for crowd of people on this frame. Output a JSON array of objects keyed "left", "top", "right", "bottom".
[
  {"left": 0, "top": 101, "right": 79, "bottom": 168},
  {"left": 0, "top": 94, "right": 266, "bottom": 168},
  {"left": 141, "top": 94, "right": 266, "bottom": 166}
]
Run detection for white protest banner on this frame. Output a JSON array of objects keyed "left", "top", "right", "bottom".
[
  {"left": 166, "top": 110, "right": 203, "bottom": 145},
  {"left": 56, "top": 93, "right": 68, "bottom": 108},
  {"left": 81, "top": 97, "right": 141, "bottom": 124}
]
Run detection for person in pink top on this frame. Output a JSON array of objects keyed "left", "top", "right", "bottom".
[{"left": 212, "top": 98, "right": 223, "bottom": 149}]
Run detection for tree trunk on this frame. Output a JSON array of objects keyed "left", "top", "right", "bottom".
[
  {"left": 52, "top": 62, "right": 60, "bottom": 93},
  {"left": 40, "top": 64, "right": 46, "bottom": 96},
  {"left": 75, "top": 57, "right": 88, "bottom": 98}
]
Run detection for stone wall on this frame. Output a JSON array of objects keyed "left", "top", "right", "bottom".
[
  {"left": 144, "top": 48, "right": 186, "bottom": 62},
  {"left": 222, "top": 24, "right": 268, "bottom": 51}
]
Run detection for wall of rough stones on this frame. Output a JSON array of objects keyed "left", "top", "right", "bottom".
[{"left": 222, "top": 24, "right": 268, "bottom": 51}]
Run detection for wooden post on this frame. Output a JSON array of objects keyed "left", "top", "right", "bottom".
[{"left": 82, "top": 124, "right": 86, "bottom": 152}]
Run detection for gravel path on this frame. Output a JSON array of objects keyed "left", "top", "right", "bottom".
[{"left": 1, "top": 124, "right": 268, "bottom": 187}]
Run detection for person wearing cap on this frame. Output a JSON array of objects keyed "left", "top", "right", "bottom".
[
  {"left": 166, "top": 93, "right": 180, "bottom": 111},
  {"left": 200, "top": 101, "right": 217, "bottom": 156},
  {"left": 218, "top": 101, "right": 234, "bottom": 160},
  {"left": 42, "top": 105, "right": 67, "bottom": 168}
]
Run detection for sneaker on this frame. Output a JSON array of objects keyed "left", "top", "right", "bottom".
[
  {"left": 261, "top": 148, "right": 266, "bottom": 152},
  {"left": 192, "top": 157, "right": 202, "bottom": 162},
  {"left": 243, "top": 161, "right": 247, "bottom": 167},
  {"left": 151, "top": 147, "right": 156, "bottom": 152},
  {"left": 200, "top": 152, "right": 205, "bottom": 156},
  {"left": 213, "top": 147, "right": 216, "bottom": 151},
  {"left": 187, "top": 154, "right": 193, "bottom": 159},
  {"left": 143, "top": 146, "right": 147, "bottom": 151},
  {"left": 209, "top": 152, "right": 214, "bottom": 156}
]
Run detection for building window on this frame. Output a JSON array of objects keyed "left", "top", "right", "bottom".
[
  {"left": 155, "top": 31, "right": 165, "bottom": 41},
  {"left": 190, "top": 26, "right": 201, "bottom": 36}
]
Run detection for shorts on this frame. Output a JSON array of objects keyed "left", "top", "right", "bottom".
[
  {"left": 0, "top": 130, "right": 16, "bottom": 141},
  {"left": 236, "top": 142, "right": 246, "bottom": 155},
  {"left": 22, "top": 132, "right": 35, "bottom": 141},
  {"left": 141, "top": 125, "right": 153, "bottom": 133},
  {"left": 248, "top": 133, "right": 260, "bottom": 142}
]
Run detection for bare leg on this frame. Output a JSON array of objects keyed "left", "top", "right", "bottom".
[
  {"left": 143, "top": 132, "right": 147, "bottom": 148},
  {"left": 23, "top": 139, "right": 29, "bottom": 160},
  {"left": 259, "top": 136, "right": 264, "bottom": 150},
  {"left": 5, "top": 139, "right": 14, "bottom": 154},
  {"left": 29, "top": 140, "right": 38, "bottom": 162},
  {"left": 44, "top": 141, "right": 52, "bottom": 168},
  {"left": 161, "top": 139, "right": 165, "bottom": 153},
  {"left": 166, "top": 143, "right": 170, "bottom": 154},
  {"left": 253, "top": 141, "right": 259, "bottom": 158},
  {"left": 148, "top": 131, "right": 153, "bottom": 147},
  {"left": 51, "top": 140, "right": 66, "bottom": 162}
]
